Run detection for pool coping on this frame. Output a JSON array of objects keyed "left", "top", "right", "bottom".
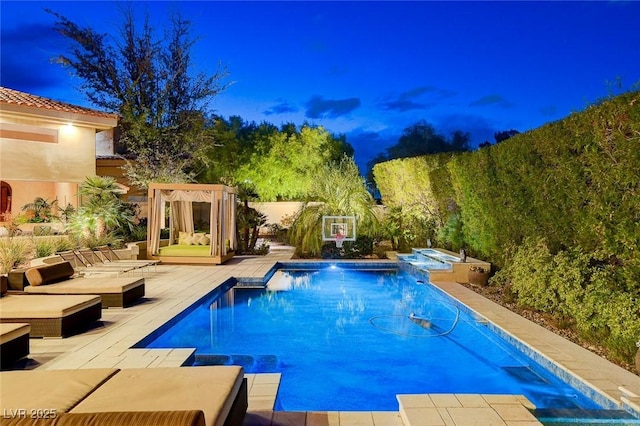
[
  {"left": 140, "top": 259, "right": 639, "bottom": 419},
  {"left": 21, "top": 252, "right": 640, "bottom": 424}
]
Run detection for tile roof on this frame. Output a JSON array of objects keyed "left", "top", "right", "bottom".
[{"left": 0, "top": 86, "right": 118, "bottom": 119}]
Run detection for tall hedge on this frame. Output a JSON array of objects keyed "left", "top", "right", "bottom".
[
  {"left": 374, "top": 91, "right": 640, "bottom": 363},
  {"left": 373, "top": 153, "right": 456, "bottom": 248}
]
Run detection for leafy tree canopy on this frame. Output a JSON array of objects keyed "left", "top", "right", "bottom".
[
  {"left": 198, "top": 119, "right": 353, "bottom": 201},
  {"left": 48, "top": 6, "right": 230, "bottom": 189}
]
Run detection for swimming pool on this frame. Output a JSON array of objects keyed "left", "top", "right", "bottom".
[{"left": 138, "top": 266, "right": 617, "bottom": 414}]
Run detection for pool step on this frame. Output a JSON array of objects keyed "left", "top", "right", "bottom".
[
  {"left": 194, "top": 354, "right": 280, "bottom": 373},
  {"left": 397, "top": 394, "right": 542, "bottom": 425}
]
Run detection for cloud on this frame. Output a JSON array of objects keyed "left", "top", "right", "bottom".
[
  {"left": 305, "top": 95, "right": 361, "bottom": 119},
  {"left": 380, "top": 86, "right": 457, "bottom": 112},
  {"left": 469, "top": 94, "right": 514, "bottom": 109},
  {"left": 0, "top": 22, "right": 69, "bottom": 93},
  {"left": 264, "top": 99, "right": 299, "bottom": 115}
]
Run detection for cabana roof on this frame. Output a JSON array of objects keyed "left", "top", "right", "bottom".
[{"left": 146, "top": 183, "right": 237, "bottom": 265}]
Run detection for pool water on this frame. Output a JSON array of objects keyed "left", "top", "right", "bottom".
[{"left": 140, "top": 267, "right": 609, "bottom": 412}]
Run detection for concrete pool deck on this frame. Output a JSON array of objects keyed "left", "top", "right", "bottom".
[{"left": 8, "top": 247, "right": 640, "bottom": 425}]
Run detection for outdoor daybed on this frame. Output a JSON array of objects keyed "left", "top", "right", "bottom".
[
  {"left": 147, "top": 183, "right": 237, "bottom": 265},
  {"left": 22, "top": 261, "right": 145, "bottom": 308},
  {"left": 0, "top": 323, "right": 30, "bottom": 369},
  {"left": 0, "top": 366, "right": 247, "bottom": 426}
]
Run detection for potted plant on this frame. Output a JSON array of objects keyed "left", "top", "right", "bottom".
[{"left": 468, "top": 265, "right": 490, "bottom": 286}]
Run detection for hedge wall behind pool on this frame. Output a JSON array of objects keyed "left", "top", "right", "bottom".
[{"left": 373, "top": 91, "right": 640, "bottom": 363}]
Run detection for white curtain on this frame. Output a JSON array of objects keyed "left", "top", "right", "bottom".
[
  {"left": 209, "top": 191, "right": 218, "bottom": 256},
  {"left": 149, "top": 190, "right": 163, "bottom": 255}
]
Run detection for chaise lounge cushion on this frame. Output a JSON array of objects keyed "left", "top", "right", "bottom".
[
  {"left": 0, "top": 323, "right": 30, "bottom": 345},
  {"left": 24, "top": 276, "right": 145, "bottom": 295},
  {"left": 0, "top": 294, "right": 102, "bottom": 319},
  {"left": 0, "top": 323, "right": 30, "bottom": 369},
  {"left": 1, "top": 410, "right": 206, "bottom": 426},
  {"left": 25, "top": 262, "right": 75, "bottom": 286},
  {"left": 0, "top": 369, "right": 119, "bottom": 413},
  {"left": 71, "top": 366, "right": 245, "bottom": 426}
]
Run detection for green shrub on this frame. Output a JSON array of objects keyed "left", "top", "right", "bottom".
[
  {"left": 32, "top": 237, "right": 58, "bottom": 258},
  {"left": 0, "top": 238, "right": 32, "bottom": 274},
  {"left": 494, "top": 238, "right": 640, "bottom": 364},
  {"left": 437, "top": 211, "right": 465, "bottom": 251}
]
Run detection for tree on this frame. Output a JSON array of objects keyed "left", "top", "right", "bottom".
[
  {"left": 494, "top": 129, "right": 520, "bottom": 143},
  {"left": 366, "top": 120, "right": 470, "bottom": 197},
  {"left": 66, "top": 176, "right": 133, "bottom": 241},
  {"left": 48, "top": 7, "right": 229, "bottom": 189},
  {"left": 197, "top": 117, "right": 278, "bottom": 185},
  {"left": 385, "top": 121, "right": 470, "bottom": 160},
  {"left": 21, "top": 197, "right": 59, "bottom": 223},
  {"left": 235, "top": 124, "right": 353, "bottom": 201},
  {"left": 289, "top": 156, "right": 380, "bottom": 257}
]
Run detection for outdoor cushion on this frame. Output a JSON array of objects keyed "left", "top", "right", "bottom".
[
  {"left": 71, "top": 366, "right": 244, "bottom": 426},
  {"left": 158, "top": 245, "right": 211, "bottom": 257},
  {"left": 0, "top": 369, "right": 119, "bottom": 413},
  {"left": 24, "top": 276, "right": 144, "bottom": 295},
  {"left": 0, "top": 323, "right": 30, "bottom": 345},
  {"left": 0, "top": 294, "right": 102, "bottom": 318},
  {"left": 179, "top": 231, "right": 193, "bottom": 245},
  {"left": 25, "top": 262, "right": 75, "bottom": 286},
  {"left": 1, "top": 411, "right": 206, "bottom": 426}
]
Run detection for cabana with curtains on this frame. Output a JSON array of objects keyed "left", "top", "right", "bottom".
[{"left": 147, "top": 183, "right": 237, "bottom": 264}]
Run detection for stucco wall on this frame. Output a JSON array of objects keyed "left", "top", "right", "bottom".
[
  {"left": 248, "top": 201, "right": 304, "bottom": 228},
  {"left": 1, "top": 116, "right": 96, "bottom": 183}
]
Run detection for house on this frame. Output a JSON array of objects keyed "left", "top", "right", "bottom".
[{"left": 0, "top": 86, "right": 118, "bottom": 225}]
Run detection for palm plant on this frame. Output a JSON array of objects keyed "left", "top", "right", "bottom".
[
  {"left": 21, "top": 197, "right": 59, "bottom": 222},
  {"left": 289, "top": 156, "right": 381, "bottom": 257},
  {"left": 67, "top": 176, "right": 133, "bottom": 240}
]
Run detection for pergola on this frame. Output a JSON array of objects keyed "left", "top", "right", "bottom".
[{"left": 146, "top": 183, "right": 236, "bottom": 264}]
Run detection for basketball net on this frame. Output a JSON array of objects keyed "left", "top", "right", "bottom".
[{"left": 335, "top": 233, "right": 345, "bottom": 248}]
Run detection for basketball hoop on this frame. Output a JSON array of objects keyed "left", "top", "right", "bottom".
[{"left": 322, "top": 216, "right": 356, "bottom": 248}]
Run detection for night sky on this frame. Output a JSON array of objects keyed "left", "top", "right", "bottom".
[{"left": 2, "top": 1, "right": 639, "bottom": 170}]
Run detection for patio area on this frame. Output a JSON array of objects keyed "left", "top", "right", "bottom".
[{"left": 7, "top": 246, "right": 640, "bottom": 426}]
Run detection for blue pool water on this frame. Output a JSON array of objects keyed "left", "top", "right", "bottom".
[{"left": 139, "top": 266, "right": 614, "bottom": 413}]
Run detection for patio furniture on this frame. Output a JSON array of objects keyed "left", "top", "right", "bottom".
[
  {"left": 0, "top": 271, "right": 102, "bottom": 338},
  {"left": 95, "top": 245, "right": 160, "bottom": 272},
  {"left": 147, "top": 183, "right": 237, "bottom": 265},
  {"left": 0, "top": 366, "right": 247, "bottom": 426},
  {"left": 0, "top": 323, "right": 30, "bottom": 370},
  {"left": 0, "top": 293, "right": 102, "bottom": 338},
  {"left": 57, "top": 250, "right": 135, "bottom": 276},
  {"left": 23, "top": 261, "right": 145, "bottom": 308}
]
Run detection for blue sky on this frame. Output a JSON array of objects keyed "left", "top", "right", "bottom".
[{"left": 1, "top": 1, "right": 639, "bottom": 170}]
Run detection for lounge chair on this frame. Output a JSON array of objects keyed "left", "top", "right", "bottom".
[
  {"left": 57, "top": 250, "right": 135, "bottom": 276},
  {"left": 96, "top": 245, "right": 160, "bottom": 271},
  {"left": 0, "top": 283, "right": 102, "bottom": 338},
  {"left": 0, "top": 323, "right": 30, "bottom": 369},
  {"left": 79, "top": 247, "right": 157, "bottom": 274},
  {"left": 23, "top": 261, "right": 145, "bottom": 308},
  {"left": 0, "top": 366, "right": 247, "bottom": 426}
]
